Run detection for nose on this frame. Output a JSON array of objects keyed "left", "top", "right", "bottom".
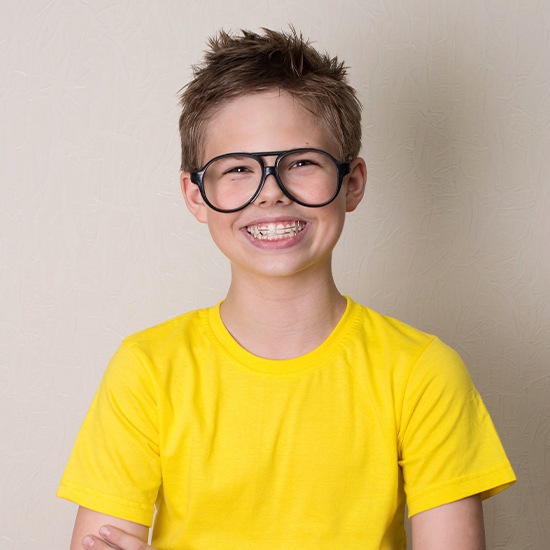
[{"left": 255, "top": 166, "right": 291, "bottom": 207}]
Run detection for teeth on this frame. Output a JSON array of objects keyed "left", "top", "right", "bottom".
[{"left": 246, "top": 221, "right": 305, "bottom": 241}]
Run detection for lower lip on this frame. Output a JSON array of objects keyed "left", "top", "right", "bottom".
[{"left": 242, "top": 225, "right": 309, "bottom": 249}]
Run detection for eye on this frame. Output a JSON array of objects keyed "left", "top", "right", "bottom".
[
  {"left": 280, "top": 150, "right": 328, "bottom": 171},
  {"left": 293, "top": 159, "right": 313, "bottom": 167},
  {"left": 223, "top": 165, "right": 253, "bottom": 175},
  {"left": 288, "top": 157, "right": 322, "bottom": 170},
  {"left": 212, "top": 158, "right": 259, "bottom": 178}
]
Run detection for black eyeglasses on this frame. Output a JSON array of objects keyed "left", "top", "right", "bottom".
[{"left": 190, "top": 148, "right": 350, "bottom": 213}]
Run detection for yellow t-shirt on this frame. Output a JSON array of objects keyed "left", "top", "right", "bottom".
[{"left": 58, "top": 298, "right": 515, "bottom": 549}]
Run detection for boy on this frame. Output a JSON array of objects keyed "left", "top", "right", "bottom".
[{"left": 58, "top": 28, "right": 515, "bottom": 549}]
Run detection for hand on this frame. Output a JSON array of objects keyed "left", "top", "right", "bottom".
[{"left": 81, "top": 525, "right": 157, "bottom": 550}]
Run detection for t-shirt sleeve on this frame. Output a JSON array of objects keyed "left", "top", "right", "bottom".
[
  {"left": 57, "top": 341, "right": 160, "bottom": 526},
  {"left": 398, "top": 337, "right": 516, "bottom": 517}
]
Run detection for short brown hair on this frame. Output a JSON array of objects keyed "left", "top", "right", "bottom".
[{"left": 178, "top": 28, "right": 362, "bottom": 171}]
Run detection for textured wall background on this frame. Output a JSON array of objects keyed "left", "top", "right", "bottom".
[{"left": 2, "top": 0, "right": 549, "bottom": 548}]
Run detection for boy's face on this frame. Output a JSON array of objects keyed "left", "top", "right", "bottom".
[{"left": 181, "top": 90, "right": 366, "bottom": 281}]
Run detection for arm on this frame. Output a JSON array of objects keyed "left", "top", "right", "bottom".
[
  {"left": 70, "top": 507, "right": 152, "bottom": 550},
  {"left": 411, "top": 495, "right": 486, "bottom": 550}
]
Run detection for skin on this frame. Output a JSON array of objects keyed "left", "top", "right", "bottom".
[
  {"left": 74, "top": 496, "right": 486, "bottom": 550},
  {"left": 411, "top": 495, "right": 486, "bottom": 549},
  {"left": 181, "top": 90, "right": 367, "bottom": 359},
  {"left": 70, "top": 507, "right": 149, "bottom": 549},
  {"left": 73, "top": 90, "right": 486, "bottom": 548}
]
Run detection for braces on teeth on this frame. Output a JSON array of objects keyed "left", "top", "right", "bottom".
[{"left": 247, "top": 221, "right": 305, "bottom": 240}]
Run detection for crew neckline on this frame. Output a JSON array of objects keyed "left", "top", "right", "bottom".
[{"left": 207, "top": 295, "right": 359, "bottom": 376}]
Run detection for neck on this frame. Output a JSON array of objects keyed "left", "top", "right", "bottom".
[{"left": 219, "top": 265, "right": 346, "bottom": 360}]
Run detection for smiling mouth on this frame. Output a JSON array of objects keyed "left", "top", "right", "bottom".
[{"left": 246, "top": 221, "right": 306, "bottom": 241}]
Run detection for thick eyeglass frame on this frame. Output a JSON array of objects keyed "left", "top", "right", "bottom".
[{"left": 190, "top": 148, "right": 351, "bottom": 213}]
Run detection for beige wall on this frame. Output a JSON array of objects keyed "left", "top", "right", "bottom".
[{"left": 2, "top": 0, "right": 548, "bottom": 548}]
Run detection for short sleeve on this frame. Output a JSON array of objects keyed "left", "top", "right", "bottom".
[
  {"left": 398, "top": 337, "right": 516, "bottom": 517},
  {"left": 57, "top": 341, "right": 160, "bottom": 526}
]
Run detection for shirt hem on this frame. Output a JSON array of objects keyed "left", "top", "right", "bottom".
[
  {"left": 57, "top": 482, "right": 154, "bottom": 527},
  {"left": 407, "top": 462, "right": 516, "bottom": 517}
]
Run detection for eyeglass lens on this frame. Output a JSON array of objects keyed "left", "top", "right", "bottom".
[{"left": 202, "top": 150, "right": 339, "bottom": 211}]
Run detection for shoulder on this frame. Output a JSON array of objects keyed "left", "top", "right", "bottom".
[
  {"left": 102, "top": 304, "right": 219, "bottom": 383},
  {"left": 346, "top": 298, "right": 469, "bottom": 388},
  {"left": 126, "top": 305, "right": 211, "bottom": 342},
  {"left": 122, "top": 304, "right": 216, "bottom": 354},
  {"left": 348, "top": 297, "right": 434, "bottom": 346},
  {"left": 347, "top": 297, "right": 457, "bottom": 363}
]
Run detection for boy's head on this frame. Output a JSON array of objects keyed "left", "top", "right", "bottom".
[{"left": 178, "top": 27, "right": 362, "bottom": 172}]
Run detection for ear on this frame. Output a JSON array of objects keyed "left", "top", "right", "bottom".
[
  {"left": 180, "top": 171, "right": 208, "bottom": 223},
  {"left": 344, "top": 157, "right": 367, "bottom": 212}
]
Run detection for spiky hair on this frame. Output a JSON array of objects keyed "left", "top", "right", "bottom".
[{"left": 178, "top": 27, "right": 362, "bottom": 171}]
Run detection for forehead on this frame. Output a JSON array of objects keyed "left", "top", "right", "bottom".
[{"left": 200, "top": 90, "right": 338, "bottom": 163}]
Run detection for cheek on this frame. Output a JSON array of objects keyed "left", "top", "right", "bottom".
[
  {"left": 324, "top": 207, "right": 347, "bottom": 246},
  {"left": 326, "top": 198, "right": 347, "bottom": 230},
  {"left": 204, "top": 213, "right": 240, "bottom": 253}
]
